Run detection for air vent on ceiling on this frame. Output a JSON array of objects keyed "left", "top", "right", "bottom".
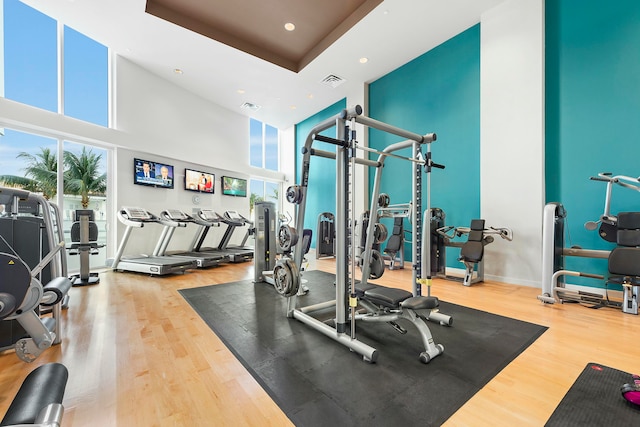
[
  {"left": 240, "top": 102, "right": 261, "bottom": 111},
  {"left": 320, "top": 74, "right": 347, "bottom": 88}
]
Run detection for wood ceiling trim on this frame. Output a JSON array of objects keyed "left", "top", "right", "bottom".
[{"left": 146, "top": 0, "right": 383, "bottom": 73}]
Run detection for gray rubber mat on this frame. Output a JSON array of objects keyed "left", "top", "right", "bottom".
[
  {"left": 545, "top": 362, "right": 640, "bottom": 426},
  {"left": 180, "top": 270, "right": 547, "bottom": 426}
]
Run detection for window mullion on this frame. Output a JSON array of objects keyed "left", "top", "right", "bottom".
[{"left": 57, "top": 21, "right": 64, "bottom": 115}]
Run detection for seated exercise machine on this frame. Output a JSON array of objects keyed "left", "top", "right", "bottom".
[
  {"left": 315, "top": 212, "right": 335, "bottom": 258},
  {"left": 376, "top": 198, "right": 412, "bottom": 270},
  {"left": 0, "top": 187, "right": 72, "bottom": 362},
  {"left": 111, "top": 207, "right": 197, "bottom": 275},
  {"left": 154, "top": 209, "right": 227, "bottom": 268},
  {"left": 276, "top": 106, "right": 449, "bottom": 363},
  {"left": 436, "top": 218, "right": 513, "bottom": 286},
  {"left": 67, "top": 209, "right": 103, "bottom": 286},
  {"left": 538, "top": 172, "right": 640, "bottom": 314},
  {"left": 0, "top": 363, "right": 68, "bottom": 427}
]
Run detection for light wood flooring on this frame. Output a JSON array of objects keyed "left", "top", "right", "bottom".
[{"left": 1, "top": 256, "right": 639, "bottom": 426}]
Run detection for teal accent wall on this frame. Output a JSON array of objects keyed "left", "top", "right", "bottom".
[
  {"left": 368, "top": 25, "right": 481, "bottom": 266},
  {"left": 546, "top": 0, "right": 640, "bottom": 288},
  {"left": 295, "top": 98, "right": 347, "bottom": 248}
]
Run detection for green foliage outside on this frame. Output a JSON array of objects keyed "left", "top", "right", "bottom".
[{"left": 0, "top": 146, "right": 107, "bottom": 208}]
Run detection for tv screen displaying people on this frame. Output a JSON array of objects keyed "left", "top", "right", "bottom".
[
  {"left": 185, "top": 168, "right": 214, "bottom": 193},
  {"left": 134, "top": 158, "right": 174, "bottom": 189}
]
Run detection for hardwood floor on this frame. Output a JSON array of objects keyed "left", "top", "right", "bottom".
[{"left": 1, "top": 257, "right": 639, "bottom": 426}]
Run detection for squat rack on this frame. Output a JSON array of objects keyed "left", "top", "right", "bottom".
[{"left": 286, "top": 105, "right": 444, "bottom": 361}]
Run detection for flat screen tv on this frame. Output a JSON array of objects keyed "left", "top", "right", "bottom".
[
  {"left": 185, "top": 168, "right": 215, "bottom": 194},
  {"left": 222, "top": 176, "right": 247, "bottom": 197},
  {"left": 133, "top": 158, "right": 174, "bottom": 189}
]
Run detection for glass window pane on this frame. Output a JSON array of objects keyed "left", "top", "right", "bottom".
[
  {"left": 249, "top": 118, "right": 263, "bottom": 167},
  {"left": 265, "top": 181, "right": 278, "bottom": 203},
  {"left": 3, "top": 0, "right": 57, "bottom": 111},
  {"left": 0, "top": 129, "right": 58, "bottom": 199},
  {"left": 264, "top": 124, "right": 279, "bottom": 171},
  {"left": 63, "top": 26, "right": 108, "bottom": 126},
  {"left": 63, "top": 141, "right": 108, "bottom": 269}
]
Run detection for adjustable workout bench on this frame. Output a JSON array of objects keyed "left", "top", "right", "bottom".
[
  {"left": 0, "top": 363, "right": 68, "bottom": 427},
  {"left": 354, "top": 282, "right": 444, "bottom": 363}
]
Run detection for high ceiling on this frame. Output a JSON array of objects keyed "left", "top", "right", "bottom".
[{"left": 20, "top": 0, "right": 506, "bottom": 129}]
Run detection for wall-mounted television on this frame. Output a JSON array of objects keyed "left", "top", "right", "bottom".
[
  {"left": 222, "top": 176, "right": 247, "bottom": 197},
  {"left": 185, "top": 168, "right": 215, "bottom": 194},
  {"left": 133, "top": 158, "right": 174, "bottom": 189}
]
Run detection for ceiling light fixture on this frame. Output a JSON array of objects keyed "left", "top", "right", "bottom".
[
  {"left": 174, "top": 68, "right": 183, "bottom": 74},
  {"left": 359, "top": 57, "right": 369, "bottom": 64},
  {"left": 237, "top": 89, "right": 246, "bottom": 94},
  {"left": 284, "top": 22, "right": 296, "bottom": 31}
]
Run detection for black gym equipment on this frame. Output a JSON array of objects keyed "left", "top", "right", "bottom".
[
  {"left": 0, "top": 187, "right": 72, "bottom": 362},
  {"left": 67, "top": 209, "right": 103, "bottom": 286},
  {"left": 0, "top": 363, "right": 68, "bottom": 426},
  {"left": 315, "top": 212, "right": 335, "bottom": 258},
  {"left": 435, "top": 217, "right": 513, "bottom": 286}
]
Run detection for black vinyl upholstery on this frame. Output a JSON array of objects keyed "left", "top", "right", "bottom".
[
  {"left": 0, "top": 363, "right": 68, "bottom": 426},
  {"left": 459, "top": 219, "right": 485, "bottom": 263},
  {"left": 608, "top": 212, "right": 640, "bottom": 282}
]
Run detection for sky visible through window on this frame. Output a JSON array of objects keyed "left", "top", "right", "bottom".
[{"left": 1, "top": 0, "right": 108, "bottom": 177}]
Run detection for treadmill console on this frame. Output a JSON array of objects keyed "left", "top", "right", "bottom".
[
  {"left": 123, "top": 207, "right": 152, "bottom": 221},
  {"left": 165, "top": 209, "right": 189, "bottom": 221},
  {"left": 199, "top": 209, "right": 218, "bottom": 221},
  {"left": 225, "top": 210, "right": 243, "bottom": 221}
]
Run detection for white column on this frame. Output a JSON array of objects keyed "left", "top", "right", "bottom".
[{"left": 480, "top": 0, "right": 545, "bottom": 287}]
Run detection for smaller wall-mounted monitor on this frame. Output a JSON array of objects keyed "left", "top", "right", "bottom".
[
  {"left": 222, "top": 176, "right": 247, "bottom": 197},
  {"left": 185, "top": 168, "right": 215, "bottom": 194},
  {"left": 134, "top": 158, "right": 174, "bottom": 189}
]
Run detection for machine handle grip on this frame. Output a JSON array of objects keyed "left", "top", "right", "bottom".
[
  {"left": 590, "top": 176, "right": 611, "bottom": 182},
  {"left": 430, "top": 162, "right": 446, "bottom": 170},
  {"left": 580, "top": 272, "right": 605, "bottom": 279}
]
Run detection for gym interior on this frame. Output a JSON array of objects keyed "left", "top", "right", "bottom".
[{"left": 1, "top": 1, "right": 640, "bottom": 426}]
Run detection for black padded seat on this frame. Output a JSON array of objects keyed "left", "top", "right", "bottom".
[
  {"left": 401, "top": 296, "right": 439, "bottom": 310},
  {"left": 459, "top": 219, "right": 485, "bottom": 263},
  {"left": 364, "top": 286, "right": 413, "bottom": 308},
  {"left": 354, "top": 282, "right": 380, "bottom": 298}
]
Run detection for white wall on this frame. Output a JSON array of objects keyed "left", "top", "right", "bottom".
[
  {"left": 480, "top": 0, "right": 544, "bottom": 287},
  {"left": 112, "top": 57, "right": 290, "bottom": 257}
]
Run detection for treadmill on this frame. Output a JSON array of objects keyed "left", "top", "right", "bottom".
[
  {"left": 191, "top": 209, "right": 253, "bottom": 263},
  {"left": 111, "top": 207, "right": 197, "bottom": 275},
  {"left": 156, "top": 209, "right": 228, "bottom": 268},
  {"left": 219, "top": 210, "right": 255, "bottom": 252}
]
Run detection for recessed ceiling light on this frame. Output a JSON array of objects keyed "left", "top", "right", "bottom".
[
  {"left": 359, "top": 57, "right": 369, "bottom": 64},
  {"left": 174, "top": 68, "right": 183, "bottom": 74},
  {"left": 307, "top": 93, "right": 314, "bottom": 99},
  {"left": 284, "top": 22, "right": 296, "bottom": 31},
  {"left": 290, "top": 105, "right": 297, "bottom": 110},
  {"left": 237, "top": 89, "right": 246, "bottom": 94}
]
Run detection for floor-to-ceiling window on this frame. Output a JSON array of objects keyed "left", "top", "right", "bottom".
[
  {"left": 249, "top": 118, "right": 281, "bottom": 214},
  {"left": 1, "top": 0, "right": 111, "bottom": 270}
]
